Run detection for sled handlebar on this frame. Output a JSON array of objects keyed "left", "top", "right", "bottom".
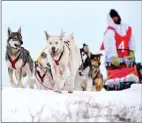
[
  {"left": 121, "top": 56, "right": 134, "bottom": 59},
  {"left": 105, "top": 56, "right": 135, "bottom": 69}
]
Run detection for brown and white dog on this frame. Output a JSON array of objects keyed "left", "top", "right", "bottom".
[{"left": 90, "top": 53, "right": 104, "bottom": 91}]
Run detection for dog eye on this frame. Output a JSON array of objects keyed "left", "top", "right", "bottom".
[
  {"left": 55, "top": 42, "right": 58, "bottom": 44},
  {"left": 49, "top": 42, "right": 52, "bottom": 45}
]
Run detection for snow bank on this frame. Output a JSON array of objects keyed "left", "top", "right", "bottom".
[{"left": 2, "top": 84, "right": 142, "bottom": 122}]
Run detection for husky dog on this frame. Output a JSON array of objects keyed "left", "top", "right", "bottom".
[
  {"left": 79, "top": 43, "right": 92, "bottom": 77},
  {"left": 78, "top": 44, "right": 104, "bottom": 91},
  {"left": 35, "top": 51, "right": 54, "bottom": 90},
  {"left": 5, "top": 27, "right": 34, "bottom": 88},
  {"left": 90, "top": 53, "right": 104, "bottom": 91},
  {"left": 74, "top": 43, "right": 92, "bottom": 91},
  {"left": 45, "top": 31, "right": 81, "bottom": 93}
]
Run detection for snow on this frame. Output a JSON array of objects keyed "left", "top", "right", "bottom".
[{"left": 2, "top": 84, "right": 142, "bottom": 122}]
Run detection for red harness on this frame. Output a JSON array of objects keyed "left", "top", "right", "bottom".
[
  {"left": 8, "top": 48, "right": 30, "bottom": 69},
  {"left": 51, "top": 42, "right": 71, "bottom": 65},
  {"left": 8, "top": 54, "right": 21, "bottom": 69},
  {"left": 51, "top": 47, "right": 64, "bottom": 65}
]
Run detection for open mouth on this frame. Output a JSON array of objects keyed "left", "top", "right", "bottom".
[
  {"left": 14, "top": 44, "right": 21, "bottom": 48},
  {"left": 51, "top": 51, "right": 57, "bottom": 57}
]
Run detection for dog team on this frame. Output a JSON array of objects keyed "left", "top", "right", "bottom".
[{"left": 5, "top": 9, "right": 140, "bottom": 93}]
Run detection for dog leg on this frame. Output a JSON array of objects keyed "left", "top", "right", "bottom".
[
  {"left": 8, "top": 68, "right": 16, "bottom": 87},
  {"left": 28, "top": 69, "right": 34, "bottom": 89},
  {"left": 81, "top": 79, "right": 87, "bottom": 91},
  {"left": 17, "top": 68, "right": 24, "bottom": 88},
  {"left": 68, "top": 61, "right": 79, "bottom": 93},
  {"left": 51, "top": 66, "right": 62, "bottom": 92},
  {"left": 28, "top": 76, "right": 34, "bottom": 89},
  {"left": 67, "top": 76, "right": 75, "bottom": 93},
  {"left": 95, "top": 78, "right": 103, "bottom": 91}
]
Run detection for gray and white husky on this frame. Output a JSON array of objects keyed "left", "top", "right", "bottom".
[{"left": 5, "top": 27, "right": 34, "bottom": 88}]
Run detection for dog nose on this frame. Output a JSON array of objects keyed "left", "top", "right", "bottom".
[
  {"left": 51, "top": 47, "right": 55, "bottom": 51},
  {"left": 20, "top": 41, "right": 23, "bottom": 45}
]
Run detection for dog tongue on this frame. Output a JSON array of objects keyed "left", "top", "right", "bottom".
[{"left": 52, "top": 51, "right": 56, "bottom": 57}]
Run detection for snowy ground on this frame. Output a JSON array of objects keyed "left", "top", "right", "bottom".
[{"left": 2, "top": 84, "right": 142, "bottom": 122}]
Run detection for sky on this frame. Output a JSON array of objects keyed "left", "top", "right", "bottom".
[{"left": 2, "top": 1, "right": 142, "bottom": 87}]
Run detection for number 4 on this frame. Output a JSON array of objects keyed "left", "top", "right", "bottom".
[{"left": 118, "top": 41, "right": 124, "bottom": 52}]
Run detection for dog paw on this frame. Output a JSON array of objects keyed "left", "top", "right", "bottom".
[
  {"left": 29, "top": 84, "right": 34, "bottom": 89},
  {"left": 17, "top": 84, "right": 24, "bottom": 88},
  {"left": 68, "top": 91, "right": 73, "bottom": 93},
  {"left": 54, "top": 90, "right": 62, "bottom": 93},
  {"left": 10, "top": 82, "right": 16, "bottom": 88},
  {"left": 68, "top": 89, "right": 73, "bottom": 93}
]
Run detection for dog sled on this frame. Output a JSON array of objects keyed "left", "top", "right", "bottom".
[
  {"left": 100, "top": 43, "right": 141, "bottom": 91},
  {"left": 103, "top": 57, "right": 140, "bottom": 91}
]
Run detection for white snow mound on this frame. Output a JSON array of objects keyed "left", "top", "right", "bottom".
[{"left": 2, "top": 84, "right": 142, "bottom": 122}]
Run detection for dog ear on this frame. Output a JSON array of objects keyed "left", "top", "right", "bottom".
[
  {"left": 18, "top": 26, "right": 21, "bottom": 34},
  {"left": 70, "top": 32, "right": 74, "bottom": 39},
  {"left": 44, "top": 31, "right": 50, "bottom": 40},
  {"left": 83, "top": 43, "right": 87, "bottom": 47},
  {"left": 60, "top": 29, "right": 65, "bottom": 40},
  {"left": 41, "top": 52, "right": 47, "bottom": 58},
  {"left": 8, "top": 27, "right": 12, "bottom": 37}
]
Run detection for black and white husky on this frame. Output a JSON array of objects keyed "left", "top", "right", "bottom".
[{"left": 5, "top": 27, "right": 34, "bottom": 88}]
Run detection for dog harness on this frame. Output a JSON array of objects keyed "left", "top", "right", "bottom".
[
  {"left": 52, "top": 48, "right": 64, "bottom": 65},
  {"left": 35, "top": 61, "right": 53, "bottom": 80},
  {"left": 64, "top": 41, "right": 70, "bottom": 51},
  {"left": 36, "top": 69, "right": 48, "bottom": 83},
  {"left": 7, "top": 48, "right": 29, "bottom": 69},
  {"left": 52, "top": 40, "right": 71, "bottom": 65},
  {"left": 100, "top": 26, "right": 132, "bottom": 58},
  {"left": 7, "top": 54, "right": 21, "bottom": 69}
]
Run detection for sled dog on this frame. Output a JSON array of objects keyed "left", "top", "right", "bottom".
[
  {"left": 90, "top": 53, "right": 104, "bottom": 91},
  {"left": 78, "top": 44, "right": 104, "bottom": 91},
  {"left": 79, "top": 43, "right": 92, "bottom": 77},
  {"left": 45, "top": 31, "right": 81, "bottom": 93},
  {"left": 5, "top": 27, "right": 34, "bottom": 88},
  {"left": 35, "top": 51, "right": 54, "bottom": 90}
]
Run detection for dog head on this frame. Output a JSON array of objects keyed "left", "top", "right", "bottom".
[
  {"left": 80, "top": 43, "right": 90, "bottom": 63},
  {"left": 45, "top": 30, "right": 65, "bottom": 57},
  {"left": 91, "top": 53, "right": 103, "bottom": 67},
  {"left": 40, "top": 52, "right": 51, "bottom": 68},
  {"left": 7, "top": 27, "right": 23, "bottom": 49},
  {"left": 79, "top": 43, "right": 91, "bottom": 71}
]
